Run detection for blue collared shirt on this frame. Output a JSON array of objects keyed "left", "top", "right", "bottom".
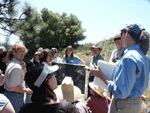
[
  {"left": 89, "top": 54, "right": 104, "bottom": 77},
  {"left": 108, "top": 45, "right": 149, "bottom": 99},
  {"left": 63, "top": 55, "right": 81, "bottom": 64}
]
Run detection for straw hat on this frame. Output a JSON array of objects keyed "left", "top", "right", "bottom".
[
  {"left": 89, "top": 82, "right": 109, "bottom": 97},
  {"left": 89, "top": 44, "right": 102, "bottom": 51},
  {"left": 111, "top": 33, "right": 121, "bottom": 41},
  {"left": 54, "top": 76, "right": 81, "bottom": 103}
]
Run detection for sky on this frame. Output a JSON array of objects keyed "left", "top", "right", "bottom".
[{"left": 1, "top": 0, "right": 150, "bottom": 45}]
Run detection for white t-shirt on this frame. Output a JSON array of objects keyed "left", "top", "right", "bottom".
[{"left": 52, "top": 57, "right": 62, "bottom": 63}]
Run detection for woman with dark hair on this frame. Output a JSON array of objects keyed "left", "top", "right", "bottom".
[
  {"left": 39, "top": 48, "right": 53, "bottom": 66},
  {"left": 63, "top": 46, "right": 85, "bottom": 64},
  {"left": 0, "top": 47, "right": 9, "bottom": 93},
  {"left": 19, "top": 63, "right": 80, "bottom": 113}
]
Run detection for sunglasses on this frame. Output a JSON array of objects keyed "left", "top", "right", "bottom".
[{"left": 114, "top": 37, "right": 121, "bottom": 41}]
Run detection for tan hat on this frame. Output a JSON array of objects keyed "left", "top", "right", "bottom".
[
  {"left": 111, "top": 33, "right": 121, "bottom": 41},
  {"left": 89, "top": 82, "right": 109, "bottom": 97},
  {"left": 34, "top": 51, "right": 41, "bottom": 56},
  {"left": 89, "top": 44, "right": 102, "bottom": 51},
  {"left": 54, "top": 76, "right": 81, "bottom": 103}
]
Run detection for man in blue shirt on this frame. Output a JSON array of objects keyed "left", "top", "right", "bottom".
[
  {"left": 85, "top": 44, "right": 104, "bottom": 97},
  {"left": 91, "top": 21, "right": 149, "bottom": 113}
]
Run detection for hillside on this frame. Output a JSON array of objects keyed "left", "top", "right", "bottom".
[{"left": 58, "top": 39, "right": 150, "bottom": 113}]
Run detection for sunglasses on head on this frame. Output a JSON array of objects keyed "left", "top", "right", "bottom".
[{"left": 114, "top": 37, "right": 121, "bottom": 41}]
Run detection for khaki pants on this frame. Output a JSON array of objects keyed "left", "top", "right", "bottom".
[{"left": 108, "top": 95, "right": 142, "bottom": 113}]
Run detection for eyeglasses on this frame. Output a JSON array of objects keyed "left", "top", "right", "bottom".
[
  {"left": 114, "top": 37, "right": 121, "bottom": 41},
  {"left": 121, "top": 30, "right": 127, "bottom": 36}
]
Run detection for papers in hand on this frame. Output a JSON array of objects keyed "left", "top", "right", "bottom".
[{"left": 93, "top": 60, "right": 116, "bottom": 90}]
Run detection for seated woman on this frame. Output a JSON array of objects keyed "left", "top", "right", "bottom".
[
  {"left": 63, "top": 45, "right": 85, "bottom": 64},
  {"left": 19, "top": 63, "right": 80, "bottom": 113}
]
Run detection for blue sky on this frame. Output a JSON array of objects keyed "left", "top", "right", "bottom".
[{"left": 1, "top": 0, "right": 150, "bottom": 45}]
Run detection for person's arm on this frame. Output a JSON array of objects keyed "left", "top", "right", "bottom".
[
  {"left": 10, "top": 86, "right": 33, "bottom": 95},
  {"left": 116, "top": 45, "right": 123, "bottom": 60},
  {"left": 80, "top": 59, "right": 85, "bottom": 64},
  {"left": 0, "top": 70, "right": 4, "bottom": 86},
  {"left": 108, "top": 58, "right": 137, "bottom": 98},
  {"left": 90, "top": 64, "right": 109, "bottom": 85},
  {"left": 9, "top": 68, "right": 33, "bottom": 95}
]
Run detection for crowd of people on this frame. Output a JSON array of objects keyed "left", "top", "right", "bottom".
[{"left": 0, "top": 21, "right": 149, "bottom": 113}]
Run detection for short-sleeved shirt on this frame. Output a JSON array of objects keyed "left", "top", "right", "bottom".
[
  {"left": 4, "top": 58, "right": 25, "bottom": 91},
  {"left": 52, "top": 57, "right": 62, "bottom": 63},
  {"left": 109, "top": 48, "right": 126, "bottom": 63},
  {"left": 63, "top": 55, "right": 81, "bottom": 64},
  {"left": 0, "top": 94, "right": 9, "bottom": 111}
]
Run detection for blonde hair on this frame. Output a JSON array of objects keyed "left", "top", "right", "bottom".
[{"left": 7, "top": 43, "right": 28, "bottom": 61}]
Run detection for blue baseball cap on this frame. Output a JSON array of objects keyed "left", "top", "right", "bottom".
[
  {"left": 121, "top": 21, "right": 145, "bottom": 35},
  {"left": 121, "top": 21, "right": 149, "bottom": 55}
]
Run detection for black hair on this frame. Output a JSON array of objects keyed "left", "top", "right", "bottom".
[
  {"left": 25, "top": 64, "right": 57, "bottom": 104},
  {"left": 39, "top": 49, "right": 51, "bottom": 63},
  {"left": 0, "top": 50, "right": 7, "bottom": 61},
  {"left": 65, "top": 46, "right": 73, "bottom": 59}
]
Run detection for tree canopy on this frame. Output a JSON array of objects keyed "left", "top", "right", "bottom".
[
  {"left": 0, "top": 0, "right": 32, "bottom": 36},
  {"left": 18, "top": 8, "right": 86, "bottom": 61}
]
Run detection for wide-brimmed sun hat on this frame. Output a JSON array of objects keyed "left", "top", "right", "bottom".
[
  {"left": 89, "top": 82, "right": 109, "bottom": 97},
  {"left": 25, "top": 63, "right": 59, "bottom": 89},
  {"left": 89, "top": 44, "right": 102, "bottom": 51},
  {"left": 54, "top": 76, "right": 81, "bottom": 103},
  {"left": 111, "top": 33, "right": 121, "bottom": 41}
]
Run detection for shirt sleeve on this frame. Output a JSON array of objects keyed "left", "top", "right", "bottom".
[
  {"left": 108, "top": 58, "right": 137, "bottom": 99},
  {"left": 74, "top": 56, "right": 82, "bottom": 64},
  {"left": 10, "top": 68, "right": 22, "bottom": 87}
]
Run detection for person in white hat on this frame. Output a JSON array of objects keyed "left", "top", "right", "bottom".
[
  {"left": 86, "top": 82, "right": 111, "bottom": 113},
  {"left": 19, "top": 64, "right": 80, "bottom": 113},
  {"left": 54, "top": 76, "right": 88, "bottom": 113},
  {"left": 109, "top": 33, "right": 125, "bottom": 63}
]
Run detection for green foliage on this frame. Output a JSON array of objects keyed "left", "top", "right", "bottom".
[
  {"left": 18, "top": 8, "right": 86, "bottom": 61},
  {"left": 0, "top": 0, "right": 33, "bottom": 36}
]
